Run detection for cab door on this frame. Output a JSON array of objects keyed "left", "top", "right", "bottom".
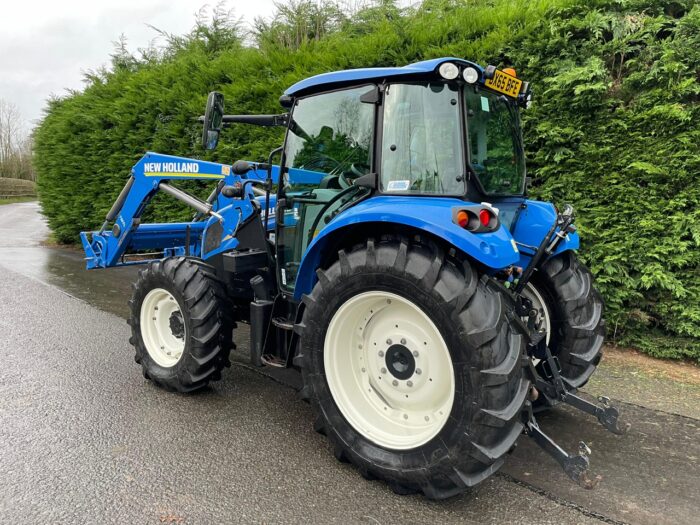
[{"left": 276, "top": 85, "right": 376, "bottom": 293}]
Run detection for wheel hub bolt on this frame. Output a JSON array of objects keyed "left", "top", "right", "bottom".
[
  {"left": 386, "top": 339, "right": 392, "bottom": 345},
  {"left": 415, "top": 368, "right": 422, "bottom": 375},
  {"left": 412, "top": 351, "right": 419, "bottom": 357},
  {"left": 361, "top": 367, "right": 366, "bottom": 373},
  {"left": 392, "top": 380, "right": 399, "bottom": 386},
  {"left": 403, "top": 414, "right": 408, "bottom": 419},
  {"left": 378, "top": 351, "right": 384, "bottom": 357},
  {"left": 424, "top": 416, "right": 429, "bottom": 421},
  {"left": 407, "top": 380, "right": 413, "bottom": 387},
  {"left": 400, "top": 338, "right": 406, "bottom": 345},
  {"left": 381, "top": 367, "right": 387, "bottom": 374}
]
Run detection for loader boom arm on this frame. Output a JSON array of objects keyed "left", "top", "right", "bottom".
[{"left": 80, "top": 152, "right": 279, "bottom": 269}]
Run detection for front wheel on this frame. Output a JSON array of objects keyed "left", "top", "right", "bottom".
[
  {"left": 128, "top": 257, "right": 234, "bottom": 392},
  {"left": 296, "top": 236, "right": 529, "bottom": 499}
]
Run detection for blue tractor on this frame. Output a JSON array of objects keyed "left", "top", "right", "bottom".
[{"left": 81, "top": 58, "right": 627, "bottom": 498}]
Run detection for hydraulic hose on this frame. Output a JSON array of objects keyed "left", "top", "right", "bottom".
[{"left": 100, "top": 176, "right": 134, "bottom": 232}]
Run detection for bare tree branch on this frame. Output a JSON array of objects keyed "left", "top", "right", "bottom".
[{"left": 0, "top": 99, "right": 34, "bottom": 180}]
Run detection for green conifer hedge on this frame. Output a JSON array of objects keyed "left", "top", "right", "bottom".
[{"left": 34, "top": 0, "right": 700, "bottom": 360}]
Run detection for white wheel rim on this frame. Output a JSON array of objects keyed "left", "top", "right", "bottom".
[
  {"left": 140, "top": 288, "right": 186, "bottom": 368},
  {"left": 324, "top": 291, "right": 455, "bottom": 450},
  {"left": 521, "top": 283, "right": 551, "bottom": 344},
  {"left": 521, "top": 283, "right": 551, "bottom": 366}
]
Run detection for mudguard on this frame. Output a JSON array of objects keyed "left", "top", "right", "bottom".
[
  {"left": 293, "top": 195, "right": 521, "bottom": 300},
  {"left": 503, "top": 199, "right": 580, "bottom": 269}
]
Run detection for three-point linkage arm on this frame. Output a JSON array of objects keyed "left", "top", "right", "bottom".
[{"left": 512, "top": 204, "right": 629, "bottom": 489}]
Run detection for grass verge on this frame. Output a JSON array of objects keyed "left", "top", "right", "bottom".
[{"left": 0, "top": 197, "right": 37, "bottom": 205}]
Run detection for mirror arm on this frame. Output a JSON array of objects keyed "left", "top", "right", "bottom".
[{"left": 221, "top": 114, "right": 288, "bottom": 127}]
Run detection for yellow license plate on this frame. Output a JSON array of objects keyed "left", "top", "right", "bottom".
[{"left": 485, "top": 69, "right": 523, "bottom": 98}]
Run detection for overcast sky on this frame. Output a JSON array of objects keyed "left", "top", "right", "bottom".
[{"left": 0, "top": 0, "right": 280, "bottom": 135}]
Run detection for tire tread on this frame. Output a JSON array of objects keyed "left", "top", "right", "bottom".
[{"left": 296, "top": 236, "right": 529, "bottom": 499}]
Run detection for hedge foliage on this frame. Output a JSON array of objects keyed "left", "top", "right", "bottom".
[{"left": 34, "top": 0, "right": 700, "bottom": 361}]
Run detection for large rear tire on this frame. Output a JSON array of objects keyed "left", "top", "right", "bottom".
[
  {"left": 295, "top": 236, "right": 529, "bottom": 499},
  {"left": 128, "top": 257, "right": 234, "bottom": 392},
  {"left": 530, "top": 251, "right": 605, "bottom": 390}
]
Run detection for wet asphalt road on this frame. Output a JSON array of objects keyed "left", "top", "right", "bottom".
[{"left": 0, "top": 202, "right": 698, "bottom": 524}]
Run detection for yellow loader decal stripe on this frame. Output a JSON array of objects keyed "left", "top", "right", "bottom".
[{"left": 144, "top": 172, "right": 224, "bottom": 179}]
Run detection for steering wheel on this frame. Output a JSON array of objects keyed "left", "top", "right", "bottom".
[{"left": 339, "top": 163, "right": 368, "bottom": 189}]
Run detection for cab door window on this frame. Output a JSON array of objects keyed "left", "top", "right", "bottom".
[{"left": 278, "top": 86, "right": 375, "bottom": 290}]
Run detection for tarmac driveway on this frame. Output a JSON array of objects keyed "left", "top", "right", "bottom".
[{"left": 0, "top": 202, "right": 698, "bottom": 524}]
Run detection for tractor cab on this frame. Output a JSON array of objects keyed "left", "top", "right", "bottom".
[{"left": 204, "top": 59, "right": 533, "bottom": 292}]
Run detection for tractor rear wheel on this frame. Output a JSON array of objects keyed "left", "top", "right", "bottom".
[
  {"left": 128, "top": 257, "right": 233, "bottom": 392},
  {"left": 528, "top": 251, "right": 605, "bottom": 393},
  {"left": 296, "top": 236, "right": 529, "bottom": 499}
]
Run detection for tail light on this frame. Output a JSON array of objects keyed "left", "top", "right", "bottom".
[
  {"left": 452, "top": 205, "right": 500, "bottom": 233},
  {"left": 456, "top": 210, "right": 469, "bottom": 228}
]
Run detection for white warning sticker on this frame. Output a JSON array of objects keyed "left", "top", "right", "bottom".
[{"left": 386, "top": 180, "right": 411, "bottom": 191}]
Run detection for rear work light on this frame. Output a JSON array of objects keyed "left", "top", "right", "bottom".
[
  {"left": 438, "top": 62, "right": 460, "bottom": 80},
  {"left": 452, "top": 205, "right": 500, "bottom": 233}
]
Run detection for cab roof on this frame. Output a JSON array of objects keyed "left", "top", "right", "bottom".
[{"left": 284, "top": 57, "right": 484, "bottom": 98}]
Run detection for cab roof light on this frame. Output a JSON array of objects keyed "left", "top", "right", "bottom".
[
  {"left": 484, "top": 65, "right": 497, "bottom": 80},
  {"left": 462, "top": 67, "right": 479, "bottom": 84},
  {"left": 438, "top": 62, "right": 459, "bottom": 80},
  {"left": 502, "top": 67, "right": 517, "bottom": 78}
]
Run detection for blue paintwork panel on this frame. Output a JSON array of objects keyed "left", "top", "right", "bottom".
[
  {"left": 292, "top": 195, "right": 521, "bottom": 300},
  {"left": 128, "top": 222, "right": 206, "bottom": 252},
  {"left": 288, "top": 167, "right": 326, "bottom": 185},
  {"left": 285, "top": 58, "right": 484, "bottom": 96},
  {"left": 511, "top": 200, "right": 579, "bottom": 267},
  {"left": 494, "top": 198, "right": 579, "bottom": 268}
]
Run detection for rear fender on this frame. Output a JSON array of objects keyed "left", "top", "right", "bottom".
[
  {"left": 509, "top": 200, "right": 579, "bottom": 268},
  {"left": 292, "top": 196, "right": 520, "bottom": 300}
]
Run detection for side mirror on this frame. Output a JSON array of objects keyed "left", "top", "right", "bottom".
[{"left": 201, "top": 91, "right": 225, "bottom": 150}]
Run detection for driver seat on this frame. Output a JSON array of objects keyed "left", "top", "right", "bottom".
[{"left": 319, "top": 174, "right": 342, "bottom": 189}]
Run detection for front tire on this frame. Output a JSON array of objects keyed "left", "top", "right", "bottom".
[
  {"left": 128, "top": 257, "right": 234, "bottom": 392},
  {"left": 296, "top": 236, "right": 529, "bottom": 499}
]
